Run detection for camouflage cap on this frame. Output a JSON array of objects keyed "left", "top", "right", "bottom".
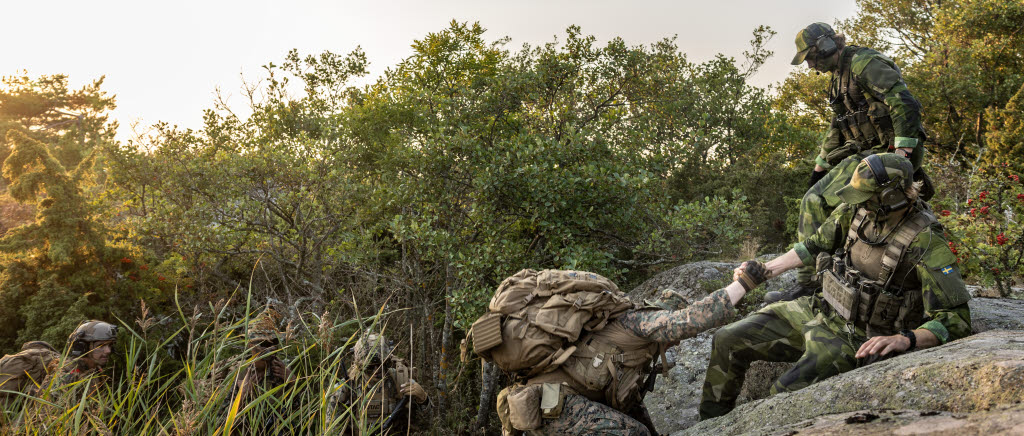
[
  {"left": 247, "top": 306, "right": 282, "bottom": 344},
  {"left": 836, "top": 153, "right": 914, "bottom": 204},
  {"left": 792, "top": 22, "right": 836, "bottom": 65}
]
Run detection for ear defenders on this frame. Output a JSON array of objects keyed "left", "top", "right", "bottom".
[
  {"left": 865, "top": 154, "right": 908, "bottom": 214},
  {"left": 814, "top": 34, "right": 838, "bottom": 60}
]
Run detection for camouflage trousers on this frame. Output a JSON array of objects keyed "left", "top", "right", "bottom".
[
  {"left": 526, "top": 394, "right": 650, "bottom": 436},
  {"left": 698, "top": 297, "right": 864, "bottom": 420},
  {"left": 796, "top": 154, "right": 865, "bottom": 284}
]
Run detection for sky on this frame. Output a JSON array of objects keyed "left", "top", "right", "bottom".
[{"left": 2, "top": 0, "right": 857, "bottom": 141}]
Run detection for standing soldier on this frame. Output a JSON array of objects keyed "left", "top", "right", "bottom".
[
  {"left": 768, "top": 22, "right": 931, "bottom": 303},
  {"left": 493, "top": 271, "right": 760, "bottom": 436},
  {"left": 700, "top": 154, "right": 971, "bottom": 420},
  {"left": 332, "top": 332, "right": 429, "bottom": 434},
  {"left": 225, "top": 306, "right": 294, "bottom": 435}
]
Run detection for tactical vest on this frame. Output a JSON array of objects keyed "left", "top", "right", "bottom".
[
  {"left": 820, "top": 206, "right": 935, "bottom": 336},
  {"left": 353, "top": 360, "right": 411, "bottom": 420},
  {"left": 830, "top": 46, "right": 897, "bottom": 151}
]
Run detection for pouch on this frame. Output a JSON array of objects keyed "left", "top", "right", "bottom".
[
  {"left": 540, "top": 382, "right": 565, "bottom": 419},
  {"left": 470, "top": 312, "right": 504, "bottom": 354},
  {"left": 507, "top": 384, "right": 543, "bottom": 430}
]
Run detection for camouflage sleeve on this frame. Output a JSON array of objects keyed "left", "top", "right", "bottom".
[
  {"left": 852, "top": 51, "right": 923, "bottom": 147},
  {"left": 618, "top": 288, "right": 736, "bottom": 343},
  {"left": 909, "top": 227, "right": 972, "bottom": 343},
  {"left": 794, "top": 203, "right": 855, "bottom": 265},
  {"left": 816, "top": 127, "right": 844, "bottom": 169}
]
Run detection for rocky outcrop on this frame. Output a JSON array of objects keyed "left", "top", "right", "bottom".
[
  {"left": 753, "top": 404, "right": 1024, "bottom": 435},
  {"left": 676, "top": 330, "right": 1024, "bottom": 435},
  {"left": 632, "top": 261, "right": 1024, "bottom": 435}
]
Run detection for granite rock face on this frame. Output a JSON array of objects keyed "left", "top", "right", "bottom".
[{"left": 676, "top": 330, "right": 1024, "bottom": 435}]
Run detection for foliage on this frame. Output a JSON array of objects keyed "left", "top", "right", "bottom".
[
  {"left": 936, "top": 164, "right": 1024, "bottom": 296},
  {"left": 1, "top": 297, "right": 436, "bottom": 435},
  {"left": 0, "top": 130, "right": 161, "bottom": 350}
]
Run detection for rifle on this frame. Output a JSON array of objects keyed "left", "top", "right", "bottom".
[{"left": 379, "top": 395, "right": 410, "bottom": 435}]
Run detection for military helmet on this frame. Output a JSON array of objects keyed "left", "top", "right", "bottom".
[
  {"left": 68, "top": 320, "right": 118, "bottom": 357},
  {"left": 352, "top": 333, "right": 393, "bottom": 368},
  {"left": 792, "top": 22, "right": 837, "bottom": 65},
  {"left": 836, "top": 153, "right": 914, "bottom": 205}
]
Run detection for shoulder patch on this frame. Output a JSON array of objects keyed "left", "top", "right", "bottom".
[{"left": 914, "top": 229, "right": 958, "bottom": 270}]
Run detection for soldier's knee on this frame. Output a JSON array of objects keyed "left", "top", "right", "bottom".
[{"left": 711, "top": 322, "right": 750, "bottom": 353}]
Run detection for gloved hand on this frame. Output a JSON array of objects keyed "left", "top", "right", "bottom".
[
  {"left": 401, "top": 380, "right": 428, "bottom": 404},
  {"left": 809, "top": 169, "right": 827, "bottom": 188},
  {"left": 735, "top": 261, "right": 769, "bottom": 292}
]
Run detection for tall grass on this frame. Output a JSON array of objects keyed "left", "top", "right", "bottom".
[{"left": 0, "top": 289, "right": 414, "bottom": 435}]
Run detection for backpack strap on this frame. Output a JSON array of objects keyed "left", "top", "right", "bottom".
[
  {"left": 878, "top": 208, "right": 937, "bottom": 290},
  {"left": 845, "top": 207, "right": 871, "bottom": 252}
]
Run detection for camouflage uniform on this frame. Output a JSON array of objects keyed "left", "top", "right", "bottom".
[
  {"left": 331, "top": 333, "right": 429, "bottom": 434},
  {"left": 522, "top": 288, "right": 737, "bottom": 436},
  {"left": 793, "top": 23, "right": 927, "bottom": 286},
  {"left": 225, "top": 307, "right": 294, "bottom": 436},
  {"left": 700, "top": 155, "right": 971, "bottom": 420}
]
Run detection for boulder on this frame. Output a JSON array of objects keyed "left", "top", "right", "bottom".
[{"left": 675, "top": 330, "right": 1024, "bottom": 435}]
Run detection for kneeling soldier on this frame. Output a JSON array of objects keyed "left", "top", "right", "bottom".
[{"left": 700, "top": 153, "right": 971, "bottom": 420}]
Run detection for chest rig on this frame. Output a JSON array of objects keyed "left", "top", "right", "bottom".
[
  {"left": 820, "top": 206, "right": 936, "bottom": 336},
  {"left": 353, "top": 360, "right": 411, "bottom": 419},
  {"left": 829, "top": 46, "right": 896, "bottom": 151}
]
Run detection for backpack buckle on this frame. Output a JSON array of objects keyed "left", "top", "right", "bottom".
[{"left": 593, "top": 353, "right": 605, "bottom": 368}]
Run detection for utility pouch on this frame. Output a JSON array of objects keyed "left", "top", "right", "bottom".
[
  {"left": 610, "top": 366, "right": 643, "bottom": 411},
  {"left": 507, "top": 384, "right": 542, "bottom": 430},
  {"left": 540, "top": 383, "right": 566, "bottom": 419},
  {"left": 470, "top": 313, "right": 504, "bottom": 355},
  {"left": 822, "top": 270, "right": 859, "bottom": 321}
]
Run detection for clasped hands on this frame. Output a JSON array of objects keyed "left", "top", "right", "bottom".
[{"left": 732, "top": 260, "right": 772, "bottom": 291}]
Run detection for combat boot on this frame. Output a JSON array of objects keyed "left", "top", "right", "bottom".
[{"left": 763, "top": 284, "right": 820, "bottom": 304}]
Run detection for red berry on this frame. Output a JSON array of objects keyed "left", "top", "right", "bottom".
[
  {"left": 970, "top": 208, "right": 977, "bottom": 216},
  {"left": 1011, "top": 175, "right": 1020, "bottom": 182},
  {"left": 940, "top": 210, "right": 951, "bottom": 216},
  {"left": 980, "top": 206, "right": 990, "bottom": 214},
  {"left": 997, "top": 233, "right": 1008, "bottom": 245},
  {"left": 967, "top": 198, "right": 974, "bottom": 205},
  {"left": 980, "top": 191, "right": 988, "bottom": 199}
]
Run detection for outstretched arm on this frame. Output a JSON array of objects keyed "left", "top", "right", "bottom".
[{"left": 620, "top": 281, "right": 744, "bottom": 343}]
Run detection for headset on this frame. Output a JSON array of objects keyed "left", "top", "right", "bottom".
[
  {"left": 68, "top": 321, "right": 119, "bottom": 357},
  {"left": 814, "top": 33, "right": 839, "bottom": 60},
  {"left": 865, "top": 154, "right": 909, "bottom": 214}
]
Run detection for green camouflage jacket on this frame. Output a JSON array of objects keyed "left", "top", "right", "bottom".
[
  {"left": 818, "top": 46, "right": 924, "bottom": 169},
  {"left": 794, "top": 203, "right": 971, "bottom": 343}
]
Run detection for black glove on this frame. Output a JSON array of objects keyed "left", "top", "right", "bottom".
[
  {"left": 737, "top": 261, "right": 769, "bottom": 292},
  {"left": 809, "top": 169, "right": 827, "bottom": 188}
]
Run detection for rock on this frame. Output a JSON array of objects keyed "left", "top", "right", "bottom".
[
  {"left": 675, "top": 330, "right": 1024, "bottom": 435},
  {"left": 629, "top": 258, "right": 795, "bottom": 304},
  {"left": 765, "top": 404, "right": 1024, "bottom": 435},
  {"left": 969, "top": 297, "right": 1024, "bottom": 332}
]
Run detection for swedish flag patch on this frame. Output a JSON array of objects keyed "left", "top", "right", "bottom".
[{"left": 941, "top": 265, "right": 954, "bottom": 275}]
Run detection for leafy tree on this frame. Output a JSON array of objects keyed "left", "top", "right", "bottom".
[{"left": 0, "top": 130, "right": 152, "bottom": 349}]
